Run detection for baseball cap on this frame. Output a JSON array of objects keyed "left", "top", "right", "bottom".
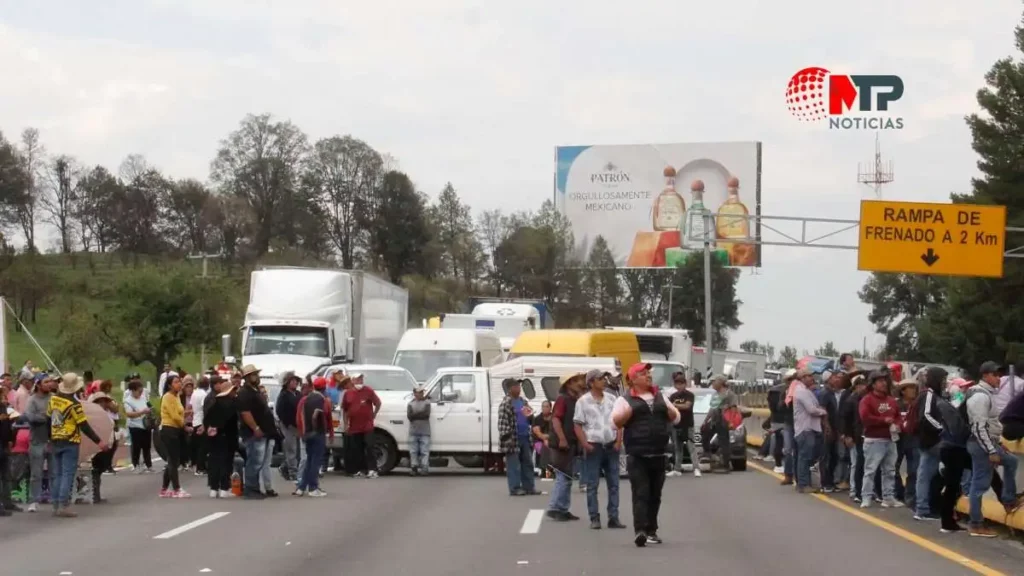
[
  {"left": 349, "top": 372, "right": 364, "bottom": 380},
  {"left": 626, "top": 362, "right": 652, "bottom": 380},
  {"left": 312, "top": 377, "right": 328, "bottom": 390},
  {"left": 979, "top": 361, "right": 1000, "bottom": 376},
  {"left": 585, "top": 369, "right": 610, "bottom": 384},
  {"left": 783, "top": 368, "right": 797, "bottom": 382}
]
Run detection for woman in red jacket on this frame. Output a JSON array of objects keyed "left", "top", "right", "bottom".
[{"left": 858, "top": 371, "right": 903, "bottom": 509}]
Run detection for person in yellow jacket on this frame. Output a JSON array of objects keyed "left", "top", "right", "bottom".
[
  {"left": 48, "top": 373, "right": 108, "bottom": 517},
  {"left": 160, "top": 375, "right": 191, "bottom": 498}
]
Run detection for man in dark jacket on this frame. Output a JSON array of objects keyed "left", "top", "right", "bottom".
[
  {"left": 766, "top": 380, "right": 787, "bottom": 473},
  {"left": 839, "top": 374, "right": 868, "bottom": 502},
  {"left": 275, "top": 372, "right": 302, "bottom": 482},
  {"left": 816, "top": 370, "right": 843, "bottom": 492},
  {"left": 913, "top": 367, "right": 946, "bottom": 520}
]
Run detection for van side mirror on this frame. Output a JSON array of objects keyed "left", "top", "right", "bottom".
[{"left": 442, "top": 391, "right": 459, "bottom": 402}]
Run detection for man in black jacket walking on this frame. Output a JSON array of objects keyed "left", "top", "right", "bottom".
[
  {"left": 275, "top": 372, "right": 302, "bottom": 482},
  {"left": 913, "top": 367, "right": 947, "bottom": 521}
]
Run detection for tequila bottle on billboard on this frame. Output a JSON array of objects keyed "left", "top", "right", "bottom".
[
  {"left": 652, "top": 166, "right": 685, "bottom": 231},
  {"left": 716, "top": 176, "right": 750, "bottom": 240},
  {"left": 682, "top": 179, "right": 712, "bottom": 250}
]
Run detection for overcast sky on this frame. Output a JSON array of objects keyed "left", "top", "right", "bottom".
[{"left": 1, "top": 0, "right": 1020, "bottom": 358}]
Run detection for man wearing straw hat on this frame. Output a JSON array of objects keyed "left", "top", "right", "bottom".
[
  {"left": 47, "top": 373, "right": 107, "bottom": 517},
  {"left": 545, "top": 372, "right": 586, "bottom": 522},
  {"left": 236, "top": 364, "right": 278, "bottom": 499}
]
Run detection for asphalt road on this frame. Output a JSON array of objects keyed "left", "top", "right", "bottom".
[{"left": 3, "top": 459, "right": 1024, "bottom": 576}]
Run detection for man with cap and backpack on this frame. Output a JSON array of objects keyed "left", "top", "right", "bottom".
[
  {"left": 293, "top": 377, "right": 334, "bottom": 498},
  {"left": 964, "top": 361, "right": 1024, "bottom": 537}
]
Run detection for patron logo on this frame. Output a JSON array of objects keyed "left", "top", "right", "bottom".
[
  {"left": 786, "top": 66, "right": 904, "bottom": 130},
  {"left": 590, "top": 162, "right": 631, "bottom": 186}
]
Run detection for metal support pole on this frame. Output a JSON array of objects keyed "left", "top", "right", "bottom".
[
  {"left": 667, "top": 282, "right": 674, "bottom": 329},
  {"left": 703, "top": 213, "right": 714, "bottom": 377},
  {"left": 188, "top": 251, "right": 224, "bottom": 373}
]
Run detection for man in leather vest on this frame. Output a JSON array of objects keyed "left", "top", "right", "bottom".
[
  {"left": 612, "top": 363, "right": 681, "bottom": 547},
  {"left": 545, "top": 372, "right": 586, "bottom": 522}
]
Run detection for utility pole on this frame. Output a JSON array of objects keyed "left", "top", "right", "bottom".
[
  {"left": 665, "top": 283, "right": 683, "bottom": 328},
  {"left": 703, "top": 214, "right": 714, "bottom": 378},
  {"left": 188, "top": 251, "right": 224, "bottom": 373}
]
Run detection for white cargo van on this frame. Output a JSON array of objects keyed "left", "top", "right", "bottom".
[
  {"left": 606, "top": 327, "right": 692, "bottom": 368},
  {"left": 392, "top": 328, "right": 504, "bottom": 383},
  {"left": 366, "top": 355, "right": 618, "bottom": 473}
]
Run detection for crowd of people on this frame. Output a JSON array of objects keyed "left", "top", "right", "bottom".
[
  {"left": 0, "top": 359, "right": 390, "bottom": 517},
  {"left": 760, "top": 354, "right": 1024, "bottom": 537}
]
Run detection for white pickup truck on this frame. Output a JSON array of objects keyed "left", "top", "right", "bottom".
[{"left": 333, "top": 356, "right": 619, "bottom": 474}]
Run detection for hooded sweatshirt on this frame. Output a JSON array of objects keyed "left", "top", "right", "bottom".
[
  {"left": 917, "top": 367, "right": 948, "bottom": 450},
  {"left": 859, "top": 389, "right": 901, "bottom": 440},
  {"left": 965, "top": 381, "right": 1002, "bottom": 454}
]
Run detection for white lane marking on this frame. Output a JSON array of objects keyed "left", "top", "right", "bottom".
[
  {"left": 520, "top": 510, "right": 544, "bottom": 534},
  {"left": 285, "top": 541, "right": 291, "bottom": 546},
  {"left": 517, "top": 560, "right": 529, "bottom": 565},
  {"left": 60, "top": 572, "right": 72, "bottom": 575},
  {"left": 199, "top": 570, "right": 212, "bottom": 573},
  {"left": 154, "top": 512, "right": 231, "bottom": 539}
]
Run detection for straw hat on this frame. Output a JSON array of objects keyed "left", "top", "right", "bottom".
[
  {"left": 240, "top": 364, "right": 261, "bottom": 378},
  {"left": 58, "top": 372, "right": 84, "bottom": 395}
]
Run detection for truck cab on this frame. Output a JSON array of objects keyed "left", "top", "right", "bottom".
[{"left": 392, "top": 328, "right": 504, "bottom": 384}]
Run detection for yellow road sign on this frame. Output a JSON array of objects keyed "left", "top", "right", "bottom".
[{"left": 858, "top": 200, "right": 1006, "bottom": 278}]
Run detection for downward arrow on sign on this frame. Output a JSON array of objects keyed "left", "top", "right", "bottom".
[{"left": 920, "top": 248, "right": 940, "bottom": 266}]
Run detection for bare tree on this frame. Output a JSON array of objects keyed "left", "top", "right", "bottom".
[
  {"left": 210, "top": 114, "right": 308, "bottom": 256},
  {"left": 16, "top": 128, "right": 45, "bottom": 252},
  {"left": 303, "top": 135, "right": 383, "bottom": 268},
  {"left": 0, "top": 131, "right": 31, "bottom": 237},
  {"left": 41, "top": 155, "right": 79, "bottom": 253}
]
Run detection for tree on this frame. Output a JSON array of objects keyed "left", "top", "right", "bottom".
[
  {"left": 96, "top": 267, "right": 232, "bottom": 382},
  {"left": 859, "top": 274, "right": 942, "bottom": 360},
  {"left": 0, "top": 131, "right": 31, "bottom": 238},
  {"left": 666, "top": 256, "right": 742, "bottom": 348},
  {"left": 814, "top": 341, "right": 840, "bottom": 358},
  {"left": 778, "top": 345, "right": 799, "bottom": 368},
  {"left": 430, "top": 183, "right": 475, "bottom": 278},
  {"left": 16, "top": 128, "right": 44, "bottom": 252},
  {"left": 210, "top": 114, "right": 308, "bottom": 256},
  {"left": 40, "top": 155, "right": 79, "bottom": 253},
  {"left": 110, "top": 158, "right": 169, "bottom": 258},
  {"left": 585, "top": 236, "right": 623, "bottom": 326},
  {"left": 161, "top": 178, "right": 216, "bottom": 254},
  {"left": 303, "top": 135, "right": 381, "bottom": 267},
  {"left": 73, "top": 166, "right": 121, "bottom": 252},
  {"left": 365, "top": 170, "right": 431, "bottom": 283},
  {"left": 739, "top": 339, "right": 760, "bottom": 353}
]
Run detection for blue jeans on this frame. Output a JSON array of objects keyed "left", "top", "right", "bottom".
[
  {"left": 916, "top": 444, "right": 941, "bottom": 516},
  {"left": 547, "top": 468, "right": 573, "bottom": 512},
  {"left": 582, "top": 443, "right": 620, "bottom": 521},
  {"left": 410, "top": 433, "right": 431, "bottom": 472},
  {"left": 505, "top": 435, "right": 535, "bottom": 494},
  {"left": 29, "top": 444, "right": 52, "bottom": 505},
  {"left": 298, "top": 435, "right": 325, "bottom": 492},
  {"left": 861, "top": 440, "right": 897, "bottom": 505},
  {"left": 967, "top": 440, "right": 1019, "bottom": 526},
  {"left": 795, "top": 431, "right": 822, "bottom": 488},
  {"left": 50, "top": 441, "right": 79, "bottom": 510},
  {"left": 782, "top": 424, "right": 795, "bottom": 478},
  {"left": 244, "top": 437, "right": 271, "bottom": 494}
]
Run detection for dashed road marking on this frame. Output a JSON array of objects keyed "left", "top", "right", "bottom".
[
  {"left": 154, "top": 512, "right": 231, "bottom": 540},
  {"left": 748, "top": 461, "right": 1006, "bottom": 576},
  {"left": 520, "top": 509, "right": 545, "bottom": 534}
]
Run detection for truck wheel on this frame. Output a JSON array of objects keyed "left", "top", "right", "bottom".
[
  {"left": 731, "top": 458, "right": 747, "bottom": 472},
  {"left": 374, "top": 433, "right": 399, "bottom": 474}
]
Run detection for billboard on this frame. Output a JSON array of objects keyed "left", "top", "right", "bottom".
[{"left": 554, "top": 142, "right": 762, "bottom": 268}]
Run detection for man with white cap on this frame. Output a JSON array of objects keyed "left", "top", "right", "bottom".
[{"left": 574, "top": 369, "right": 625, "bottom": 530}]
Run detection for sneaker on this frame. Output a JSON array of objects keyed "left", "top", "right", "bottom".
[
  {"left": 914, "top": 514, "right": 939, "bottom": 521},
  {"left": 353, "top": 472, "right": 365, "bottom": 478},
  {"left": 836, "top": 481, "right": 851, "bottom": 491},
  {"left": 821, "top": 486, "right": 835, "bottom": 493},
  {"left": 772, "top": 466, "right": 785, "bottom": 474},
  {"left": 579, "top": 483, "right": 587, "bottom": 493},
  {"left": 264, "top": 490, "right": 279, "bottom": 498},
  {"left": 545, "top": 510, "right": 570, "bottom": 522},
  {"left": 172, "top": 490, "right": 191, "bottom": 499},
  {"left": 590, "top": 518, "right": 601, "bottom": 530},
  {"left": 293, "top": 489, "right": 305, "bottom": 497},
  {"left": 761, "top": 455, "right": 775, "bottom": 462},
  {"left": 881, "top": 500, "right": 904, "bottom": 509},
  {"left": 159, "top": 489, "right": 173, "bottom": 498},
  {"left": 367, "top": 471, "right": 379, "bottom": 479},
  {"left": 646, "top": 532, "right": 663, "bottom": 545},
  {"left": 608, "top": 518, "right": 626, "bottom": 529},
  {"left": 135, "top": 466, "right": 146, "bottom": 475},
  {"left": 634, "top": 532, "right": 647, "bottom": 547},
  {"left": 853, "top": 496, "right": 863, "bottom": 503},
  {"left": 968, "top": 525, "right": 997, "bottom": 538},
  {"left": 195, "top": 470, "right": 206, "bottom": 477},
  {"left": 779, "top": 476, "right": 794, "bottom": 486},
  {"left": 309, "top": 489, "right": 327, "bottom": 498},
  {"left": 860, "top": 501, "right": 871, "bottom": 509},
  {"left": 693, "top": 469, "right": 702, "bottom": 478},
  {"left": 209, "top": 490, "right": 219, "bottom": 499},
  {"left": 26, "top": 503, "right": 37, "bottom": 513},
  {"left": 565, "top": 511, "right": 580, "bottom": 521},
  {"left": 666, "top": 470, "right": 682, "bottom": 477},
  {"left": 218, "top": 490, "right": 234, "bottom": 498},
  {"left": 940, "top": 524, "right": 964, "bottom": 533},
  {"left": 510, "top": 488, "right": 526, "bottom": 496}
]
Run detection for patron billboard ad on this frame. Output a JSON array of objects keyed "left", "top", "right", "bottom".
[{"left": 555, "top": 142, "right": 762, "bottom": 268}]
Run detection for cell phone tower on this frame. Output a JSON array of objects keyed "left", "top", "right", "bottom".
[{"left": 857, "top": 132, "right": 894, "bottom": 199}]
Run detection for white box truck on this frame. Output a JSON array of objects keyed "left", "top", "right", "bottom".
[{"left": 232, "top": 267, "right": 408, "bottom": 390}]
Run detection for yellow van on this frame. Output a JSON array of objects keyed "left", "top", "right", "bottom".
[{"left": 508, "top": 329, "right": 640, "bottom": 374}]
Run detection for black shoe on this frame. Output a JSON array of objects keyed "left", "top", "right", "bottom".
[
  {"left": 510, "top": 488, "right": 526, "bottom": 496},
  {"left": 525, "top": 489, "right": 542, "bottom": 496},
  {"left": 264, "top": 490, "right": 279, "bottom": 498},
  {"left": 634, "top": 532, "right": 647, "bottom": 547},
  {"left": 546, "top": 510, "right": 570, "bottom": 522},
  {"left": 243, "top": 491, "right": 265, "bottom": 500},
  {"left": 608, "top": 518, "right": 627, "bottom": 529},
  {"left": 590, "top": 518, "right": 601, "bottom": 530},
  {"left": 646, "top": 532, "right": 663, "bottom": 544},
  {"left": 565, "top": 511, "right": 580, "bottom": 521}
]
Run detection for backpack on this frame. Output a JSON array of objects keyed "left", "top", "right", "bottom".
[
  {"left": 937, "top": 397, "right": 970, "bottom": 447},
  {"left": 304, "top": 392, "right": 327, "bottom": 435}
]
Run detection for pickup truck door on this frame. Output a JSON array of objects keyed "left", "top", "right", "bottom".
[{"left": 429, "top": 372, "right": 486, "bottom": 453}]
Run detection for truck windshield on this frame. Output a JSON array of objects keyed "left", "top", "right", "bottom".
[
  {"left": 394, "top": 350, "right": 474, "bottom": 382},
  {"left": 244, "top": 326, "right": 330, "bottom": 357}
]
